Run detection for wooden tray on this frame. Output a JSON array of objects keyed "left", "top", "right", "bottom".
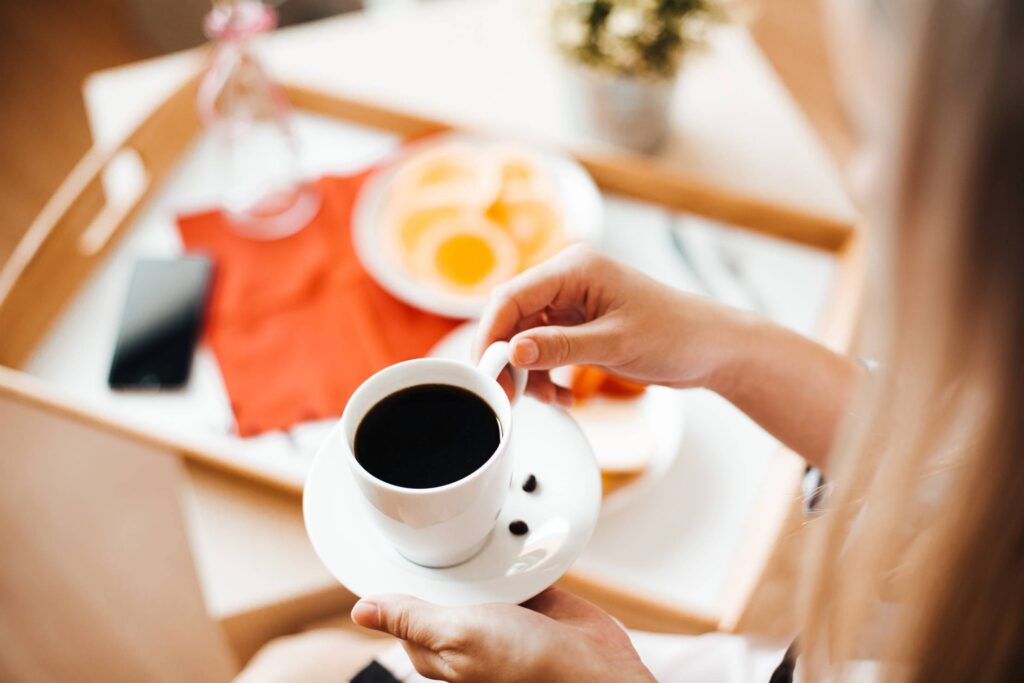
[{"left": 0, "top": 73, "right": 863, "bottom": 634}]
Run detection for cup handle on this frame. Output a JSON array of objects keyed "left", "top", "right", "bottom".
[{"left": 477, "top": 341, "right": 528, "bottom": 405}]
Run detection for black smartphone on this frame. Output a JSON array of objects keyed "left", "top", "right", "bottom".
[{"left": 108, "top": 256, "right": 213, "bottom": 390}]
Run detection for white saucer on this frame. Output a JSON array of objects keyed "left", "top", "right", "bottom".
[
  {"left": 352, "top": 133, "right": 604, "bottom": 319},
  {"left": 429, "top": 323, "right": 685, "bottom": 517},
  {"left": 303, "top": 398, "right": 601, "bottom": 606}
]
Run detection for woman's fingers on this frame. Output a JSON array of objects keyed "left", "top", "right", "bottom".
[
  {"left": 494, "top": 368, "right": 572, "bottom": 406},
  {"left": 400, "top": 641, "right": 459, "bottom": 682},
  {"left": 524, "top": 587, "right": 614, "bottom": 624},
  {"left": 472, "top": 244, "right": 600, "bottom": 361},
  {"left": 351, "top": 595, "right": 457, "bottom": 648},
  {"left": 352, "top": 596, "right": 483, "bottom": 681},
  {"left": 510, "top": 320, "right": 620, "bottom": 371},
  {"left": 494, "top": 367, "right": 517, "bottom": 403},
  {"left": 473, "top": 274, "right": 563, "bottom": 362},
  {"left": 526, "top": 371, "right": 573, "bottom": 406}
]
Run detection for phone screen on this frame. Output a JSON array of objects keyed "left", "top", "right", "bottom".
[{"left": 108, "top": 256, "right": 213, "bottom": 390}]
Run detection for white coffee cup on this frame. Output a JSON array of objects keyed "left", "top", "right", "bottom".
[{"left": 340, "top": 341, "right": 528, "bottom": 568}]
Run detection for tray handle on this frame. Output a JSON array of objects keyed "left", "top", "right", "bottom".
[{"left": 0, "top": 75, "right": 202, "bottom": 368}]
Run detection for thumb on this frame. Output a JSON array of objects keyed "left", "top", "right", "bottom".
[
  {"left": 510, "top": 321, "right": 618, "bottom": 370},
  {"left": 351, "top": 594, "right": 454, "bottom": 648}
]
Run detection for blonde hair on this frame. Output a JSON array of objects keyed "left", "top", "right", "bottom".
[{"left": 801, "top": 0, "right": 1024, "bottom": 679}]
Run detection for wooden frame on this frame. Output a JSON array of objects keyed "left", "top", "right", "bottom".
[{"left": 0, "top": 72, "right": 864, "bottom": 635}]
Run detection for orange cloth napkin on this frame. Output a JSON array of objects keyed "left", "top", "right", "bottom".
[{"left": 177, "top": 173, "right": 461, "bottom": 437}]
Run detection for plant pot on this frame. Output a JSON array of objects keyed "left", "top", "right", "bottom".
[{"left": 566, "top": 66, "right": 675, "bottom": 154}]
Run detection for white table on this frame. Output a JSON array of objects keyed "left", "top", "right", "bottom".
[{"left": 31, "top": 0, "right": 851, "bottom": 635}]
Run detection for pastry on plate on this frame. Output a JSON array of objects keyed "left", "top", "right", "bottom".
[{"left": 565, "top": 366, "right": 653, "bottom": 497}]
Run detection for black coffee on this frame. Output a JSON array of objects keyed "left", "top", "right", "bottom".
[{"left": 354, "top": 384, "right": 501, "bottom": 489}]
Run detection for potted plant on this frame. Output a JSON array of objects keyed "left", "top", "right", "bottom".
[{"left": 553, "top": 0, "right": 728, "bottom": 153}]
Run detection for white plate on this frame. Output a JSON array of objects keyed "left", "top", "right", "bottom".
[
  {"left": 352, "top": 134, "right": 604, "bottom": 319},
  {"left": 430, "top": 323, "right": 685, "bottom": 516},
  {"left": 303, "top": 399, "right": 601, "bottom": 605}
]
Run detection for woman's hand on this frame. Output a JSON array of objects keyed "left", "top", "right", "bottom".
[
  {"left": 473, "top": 244, "right": 756, "bottom": 406},
  {"left": 350, "top": 588, "right": 655, "bottom": 683},
  {"left": 474, "top": 244, "right": 863, "bottom": 468}
]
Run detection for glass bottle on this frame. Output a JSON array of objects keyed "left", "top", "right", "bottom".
[{"left": 196, "top": 0, "right": 320, "bottom": 239}]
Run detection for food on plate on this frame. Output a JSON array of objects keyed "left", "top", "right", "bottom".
[
  {"left": 569, "top": 365, "right": 606, "bottom": 402},
  {"left": 564, "top": 366, "right": 652, "bottom": 497},
  {"left": 410, "top": 214, "right": 520, "bottom": 294},
  {"left": 569, "top": 365, "right": 647, "bottom": 404},
  {"left": 391, "top": 145, "right": 501, "bottom": 209},
  {"left": 496, "top": 150, "right": 546, "bottom": 195},
  {"left": 384, "top": 143, "right": 569, "bottom": 295},
  {"left": 576, "top": 398, "right": 657, "bottom": 496},
  {"left": 486, "top": 194, "right": 564, "bottom": 268},
  {"left": 601, "top": 470, "right": 644, "bottom": 498},
  {"left": 392, "top": 203, "right": 465, "bottom": 254},
  {"left": 594, "top": 373, "right": 647, "bottom": 397}
]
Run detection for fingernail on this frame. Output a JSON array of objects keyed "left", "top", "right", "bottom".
[
  {"left": 512, "top": 338, "right": 539, "bottom": 365},
  {"left": 351, "top": 599, "right": 381, "bottom": 629}
]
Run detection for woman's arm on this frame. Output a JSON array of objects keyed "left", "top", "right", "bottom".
[
  {"left": 707, "top": 314, "right": 863, "bottom": 470},
  {"left": 474, "top": 245, "right": 862, "bottom": 470},
  {"left": 333, "top": 249, "right": 862, "bottom": 683}
]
